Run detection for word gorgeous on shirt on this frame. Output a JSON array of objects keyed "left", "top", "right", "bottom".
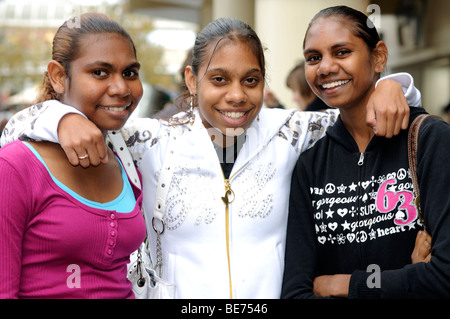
[{"left": 311, "top": 168, "right": 421, "bottom": 246}]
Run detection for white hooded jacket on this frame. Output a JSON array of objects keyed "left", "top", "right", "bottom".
[{"left": 124, "top": 107, "right": 336, "bottom": 298}]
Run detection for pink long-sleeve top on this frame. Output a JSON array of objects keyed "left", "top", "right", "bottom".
[{"left": 0, "top": 141, "right": 146, "bottom": 298}]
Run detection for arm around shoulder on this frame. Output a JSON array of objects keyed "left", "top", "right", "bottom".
[{"left": 0, "top": 100, "right": 86, "bottom": 147}]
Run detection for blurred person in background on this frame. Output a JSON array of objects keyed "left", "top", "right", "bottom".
[{"left": 264, "top": 61, "right": 329, "bottom": 111}]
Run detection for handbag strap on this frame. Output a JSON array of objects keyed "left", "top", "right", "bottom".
[
  {"left": 108, "top": 129, "right": 177, "bottom": 277},
  {"left": 153, "top": 133, "right": 177, "bottom": 224},
  {"left": 407, "top": 114, "right": 434, "bottom": 224},
  {"left": 107, "top": 130, "right": 176, "bottom": 222},
  {"left": 108, "top": 131, "right": 177, "bottom": 225},
  {"left": 108, "top": 130, "right": 141, "bottom": 189}
]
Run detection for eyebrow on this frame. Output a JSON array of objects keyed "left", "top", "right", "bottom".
[
  {"left": 85, "top": 61, "right": 141, "bottom": 70},
  {"left": 206, "top": 67, "right": 262, "bottom": 76},
  {"left": 304, "top": 42, "right": 351, "bottom": 55}
]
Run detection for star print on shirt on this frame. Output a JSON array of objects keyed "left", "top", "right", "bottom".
[
  {"left": 337, "top": 184, "right": 347, "bottom": 193},
  {"left": 325, "top": 208, "right": 334, "bottom": 218}
]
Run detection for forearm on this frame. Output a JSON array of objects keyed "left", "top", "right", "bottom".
[
  {"left": 0, "top": 100, "right": 85, "bottom": 147},
  {"left": 313, "top": 275, "right": 351, "bottom": 298}
]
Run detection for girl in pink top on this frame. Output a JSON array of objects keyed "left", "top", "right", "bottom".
[{"left": 0, "top": 13, "right": 146, "bottom": 298}]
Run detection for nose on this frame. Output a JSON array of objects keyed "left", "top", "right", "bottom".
[
  {"left": 225, "top": 82, "right": 247, "bottom": 105},
  {"left": 317, "top": 55, "right": 339, "bottom": 76},
  {"left": 109, "top": 75, "right": 130, "bottom": 97}
]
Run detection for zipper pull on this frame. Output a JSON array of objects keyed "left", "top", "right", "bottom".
[
  {"left": 358, "top": 153, "right": 364, "bottom": 166},
  {"left": 221, "top": 179, "right": 235, "bottom": 205}
]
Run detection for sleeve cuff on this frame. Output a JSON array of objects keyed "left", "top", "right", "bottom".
[
  {"left": 376, "top": 72, "right": 422, "bottom": 107},
  {"left": 30, "top": 100, "right": 87, "bottom": 143},
  {"left": 348, "top": 269, "right": 381, "bottom": 299}
]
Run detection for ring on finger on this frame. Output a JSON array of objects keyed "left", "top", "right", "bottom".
[{"left": 78, "top": 153, "right": 89, "bottom": 160}]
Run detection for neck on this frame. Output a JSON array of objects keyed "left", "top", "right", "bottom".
[
  {"left": 339, "top": 84, "right": 379, "bottom": 152},
  {"left": 340, "top": 107, "right": 374, "bottom": 153},
  {"left": 346, "top": 122, "right": 374, "bottom": 153}
]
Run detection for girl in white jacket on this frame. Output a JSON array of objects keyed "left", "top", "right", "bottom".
[{"left": 1, "top": 18, "right": 420, "bottom": 299}]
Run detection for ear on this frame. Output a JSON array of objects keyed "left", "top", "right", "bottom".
[
  {"left": 47, "top": 60, "right": 67, "bottom": 94},
  {"left": 184, "top": 65, "right": 197, "bottom": 95},
  {"left": 373, "top": 41, "right": 388, "bottom": 73}
]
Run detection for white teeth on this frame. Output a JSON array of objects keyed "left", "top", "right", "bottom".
[
  {"left": 321, "top": 80, "right": 350, "bottom": 89},
  {"left": 98, "top": 105, "right": 129, "bottom": 111},
  {"left": 220, "top": 111, "right": 245, "bottom": 119}
]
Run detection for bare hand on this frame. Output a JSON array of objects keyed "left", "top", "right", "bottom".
[
  {"left": 58, "top": 113, "right": 108, "bottom": 167},
  {"left": 313, "top": 274, "right": 351, "bottom": 298},
  {"left": 411, "top": 230, "right": 432, "bottom": 264},
  {"left": 366, "top": 79, "right": 409, "bottom": 138}
]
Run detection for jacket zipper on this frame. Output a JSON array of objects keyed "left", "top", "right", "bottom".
[
  {"left": 218, "top": 141, "right": 265, "bottom": 299},
  {"left": 358, "top": 152, "right": 364, "bottom": 166},
  {"left": 221, "top": 178, "right": 234, "bottom": 299},
  {"left": 357, "top": 152, "right": 365, "bottom": 265},
  {"left": 220, "top": 162, "right": 247, "bottom": 299}
]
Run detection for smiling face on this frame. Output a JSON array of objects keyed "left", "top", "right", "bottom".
[
  {"left": 185, "top": 39, "right": 264, "bottom": 140},
  {"left": 55, "top": 33, "right": 142, "bottom": 132},
  {"left": 303, "top": 16, "right": 385, "bottom": 111}
]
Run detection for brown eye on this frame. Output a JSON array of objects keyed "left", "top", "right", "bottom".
[
  {"left": 123, "top": 69, "right": 139, "bottom": 78},
  {"left": 211, "top": 76, "right": 227, "bottom": 85},
  {"left": 336, "top": 50, "right": 351, "bottom": 57},
  {"left": 245, "top": 77, "right": 260, "bottom": 87},
  {"left": 93, "top": 69, "right": 108, "bottom": 77}
]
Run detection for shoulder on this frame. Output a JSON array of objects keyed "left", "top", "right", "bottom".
[
  {"left": 414, "top": 113, "right": 450, "bottom": 141},
  {"left": 298, "top": 131, "right": 331, "bottom": 164},
  {"left": 0, "top": 140, "right": 37, "bottom": 182},
  {"left": 122, "top": 111, "right": 195, "bottom": 144},
  {"left": 0, "top": 140, "right": 29, "bottom": 160},
  {"left": 421, "top": 114, "right": 449, "bottom": 131},
  {"left": 410, "top": 113, "right": 450, "bottom": 164},
  {"left": 258, "top": 108, "right": 295, "bottom": 128}
]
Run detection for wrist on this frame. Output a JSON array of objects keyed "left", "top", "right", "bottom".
[{"left": 331, "top": 274, "right": 351, "bottom": 297}]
